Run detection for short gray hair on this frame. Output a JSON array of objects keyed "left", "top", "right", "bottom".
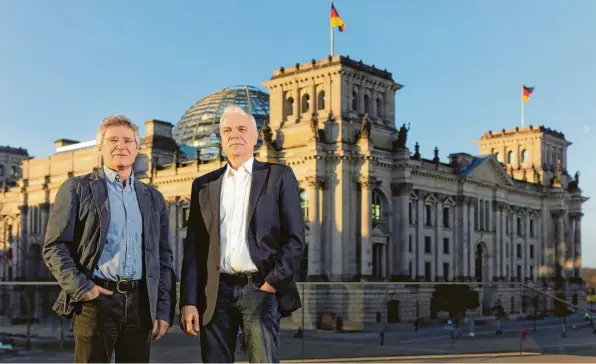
[
  {"left": 219, "top": 105, "right": 257, "bottom": 130},
  {"left": 96, "top": 114, "right": 140, "bottom": 147}
]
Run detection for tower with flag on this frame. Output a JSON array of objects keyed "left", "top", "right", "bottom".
[
  {"left": 521, "top": 84, "right": 534, "bottom": 127},
  {"left": 330, "top": 0, "right": 345, "bottom": 56}
]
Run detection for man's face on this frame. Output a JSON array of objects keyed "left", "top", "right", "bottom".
[
  {"left": 99, "top": 125, "right": 138, "bottom": 169},
  {"left": 220, "top": 112, "right": 258, "bottom": 159}
]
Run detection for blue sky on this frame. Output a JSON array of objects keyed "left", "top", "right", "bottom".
[{"left": 1, "top": 0, "right": 595, "bottom": 266}]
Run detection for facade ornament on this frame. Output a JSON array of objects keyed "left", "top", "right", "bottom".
[
  {"left": 395, "top": 122, "right": 410, "bottom": 149},
  {"left": 261, "top": 119, "right": 275, "bottom": 148},
  {"left": 359, "top": 113, "right": 371, "bottom": 140},
  {"left": 305, "top": 175, "right": 326, "bottom": 190},
  {"left": 551, "top": 159, "right": 562, "bottom": 188},
  {"left": 412, "top": 142, "right": 421, "bottom": 160},
  {"left": 310, "top": 113, "right": 319, "bottom": 141}
]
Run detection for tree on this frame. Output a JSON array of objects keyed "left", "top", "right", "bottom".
[{"left": 430, "top": 284, "right": 480, "bottom": 327}]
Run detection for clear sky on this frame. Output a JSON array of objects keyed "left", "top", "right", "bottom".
[{"left": 1, "top": 0, "right": 595, "bottom": 266}]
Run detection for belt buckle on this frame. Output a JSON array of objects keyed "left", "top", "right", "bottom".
[{"left": 116, "top": 279, "right": 128, "bottom": 293}]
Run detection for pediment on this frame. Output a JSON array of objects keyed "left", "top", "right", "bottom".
[
  {"left": 461, "top": 156, "right": 514, "bottom": 186},
  {"left": 372, "top": 224, "right": 391, "bottom": 238}
]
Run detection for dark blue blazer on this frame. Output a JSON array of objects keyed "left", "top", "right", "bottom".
[{"left": 179, "top": 159, "right": 305, "bottom": 325}]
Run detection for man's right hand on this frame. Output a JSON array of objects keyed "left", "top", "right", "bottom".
[
  {"left": 180, "top": 305, "right": 200, "bottom": 336},
  {"left": 81, "top": 285, "right": 113, "bottom": 301}
]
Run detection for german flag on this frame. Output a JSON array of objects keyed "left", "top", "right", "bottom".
[
  {"left": 522, "top": 85, "right": 534, "bottom": 102},
  {"left": 330, "top": 3, "right": 345, "bottom": 32}
]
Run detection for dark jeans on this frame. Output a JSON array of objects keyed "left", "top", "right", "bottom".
[
  {"left": 200, "top": 273, "right": 281, "bottom": 363},
  {"left": 72, "top": 283, "right": 152, "bottom": 363}
]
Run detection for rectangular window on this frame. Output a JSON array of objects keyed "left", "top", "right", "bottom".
[
  {"left": 425, "top": 236, "right": 431, "bottom": 253},
  {"left": 443, "top": 207, "right": 450, "bottom": 228},
  {"left": 443, "top": 238, "right": 449, "bottom": 254},
  {"left": 425, "top": 205, "right": 432, "bottom": 226}
]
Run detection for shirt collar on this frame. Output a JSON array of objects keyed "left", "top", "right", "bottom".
[
  {"left": 225, "top": 156, "right": 254, "bottom": 177},
  {"left": 103, "top": 165, "right": 135, "bottom": 186}
]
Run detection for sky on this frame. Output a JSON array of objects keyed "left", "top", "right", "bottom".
[{"left": 1, "top": 0, "right": 595, "bottom": 266}]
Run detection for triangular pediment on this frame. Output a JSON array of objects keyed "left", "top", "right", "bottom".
[
  {"left": 460, "top": 155, "right": 514, "bottom": 186},
  {"left": 372, "top": 224, "right": 391, "bottom": 238}
]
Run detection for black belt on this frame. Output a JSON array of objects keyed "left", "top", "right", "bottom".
[
  {"left": 92, "top": 277, "right": 143, "bottom": 293},
  {"left": 220, "top": 272, "right": 262, "bottom": 286}
]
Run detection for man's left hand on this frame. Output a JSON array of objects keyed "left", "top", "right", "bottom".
[
  {"left": 152, "top": 319, "right": 169, "bottom": 341},
  {"left": 260, "top": 281, "right": 276, "bottom": 293}
]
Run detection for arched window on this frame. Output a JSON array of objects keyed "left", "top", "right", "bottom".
[
  {"left": 317, "top": 90, "right": 325, "bottom": 110},
  {"left": 372, "top": 191, "right": 382, "bottom": 221},
  {"left": 286, "top": 97, "right": 294, "bottom": 116},
  {"left": 495, "top": 152, "right": 500, "bottom": 162},
  {"left": 352, "top": 90, "right": 358, "bottom": 112},
  {"left": 301, "top": 94, "right": 310, "bottom": 113},
  {"left": 300, "top": 189, "right": 308, "bottom": 219},
  {"left": 521, "top": 149, "right": 528, "bottom": 164},
  {"left": 11, "top": 166, "right": 17, "bottom": 178},
  {"left": 376, "top": 97, "right": 383, "bottom": 118},
  {"left": 0, "top": 164, "right": 4, "bottom": 177},
  {"left": 507, "top": 151, "right": 514, "bottom": 164}
]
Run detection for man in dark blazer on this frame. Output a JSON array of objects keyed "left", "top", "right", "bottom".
[
  {"left": 179, "top": 106, "right": 305, "bottom": 363},
  {"left": 43, "top": 115, "right": 177, "bottom": 363}
]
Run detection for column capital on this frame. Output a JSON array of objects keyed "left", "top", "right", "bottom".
[
  {"left": 305, "top": 175, "right": 326, "bottom": 190},
  {"left": 551, "top": 209, "right": 566, "bottom": 219},
  {"left": 357, "top": 176, "right": 380, "bottom": 190},
  {"left": 569, "top": 212, "right": 584, "bottom": 220},
  {"left": 390, "top": 182, "right": 412, "bottom": 196},
  {"left": 39, "top": 202, "right": 50, "bottom": 211},
  {"left": 18, "top": 205, "right": 28, "bottom": 214}
]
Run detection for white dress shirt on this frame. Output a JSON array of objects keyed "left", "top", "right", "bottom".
[{"left": 219, "top": 156, "right": 258, "bottom": 274}]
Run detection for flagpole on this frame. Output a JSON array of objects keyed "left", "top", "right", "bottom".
[
  {"left": 330, "top": 0, "right": 334, "bottom": 56},
  {"left": 521, "top": 81, "right": 525, "bottom": 127}
]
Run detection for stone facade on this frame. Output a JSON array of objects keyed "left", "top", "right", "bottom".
[
  {"left": 0, "top": 145, "right": 28, "bottom": 189},
  {"left": 0, "top": 56, "right": 588, "bottom": 326}
]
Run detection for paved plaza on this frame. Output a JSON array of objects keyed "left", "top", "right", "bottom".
[{"left": 1, "top": 318, "right": 595, "bottom": 362}]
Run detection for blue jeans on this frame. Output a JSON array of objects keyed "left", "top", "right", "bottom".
[{"left": 200, "top": 273, "right": 281, "bottom": 363}]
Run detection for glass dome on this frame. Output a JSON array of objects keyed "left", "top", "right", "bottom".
[{"left": 173, "top": 85, "right": 269, "bottom": 159}]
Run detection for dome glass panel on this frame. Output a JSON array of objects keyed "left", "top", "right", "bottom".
[{"left": 173, "top": 85, "right": 269, "bottom": 160}]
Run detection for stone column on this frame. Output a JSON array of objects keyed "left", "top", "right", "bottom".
[
  {"left": 574, "top": 213, "right": 583, "bottom": 278},
  {"left": 371, "top": 88, "right": 378, "bottom": 118},
  {"left": 294, "top": 83, "right": 300, "bottom": 117},
  {"left": 392, "top": 182, "right": 412, "bottom": 280},
  {"left": 494, "top": 202, "right": 502, "bottom": 280},
  {"left": 306, "top": 176, "right": 324, "bottom": 279},
  {"left": 459, "top": 196, "right": 469, "bottom": 280},
  {"left": 311, "top": 83, "right": 316, "bottom": 112},
  {"left": 523, "top": 212, "right": 529, "bottom": 282},
  {"left": 468, "top": 198, "right": 476, "bottom": 281},
  {"left": 18, "top": 205, "right": 28, "bottom": 280},
  {"left": 435, "top": 196, "right": 443, "bottom": 280},
  {"left": 416, "top": 192, "right": 425, "bottom": 280},
  {"left": 567, "top": 214, "right": 575, "bottom": 278},
  {"left": 511, "top": 209, "right": 518, "bottom": 281},
  {"left": 358, "top": 176, "right": 376, "bottom": 279},
  {"left": 554, "top": 210, "right": 566, "bottom": 279}
]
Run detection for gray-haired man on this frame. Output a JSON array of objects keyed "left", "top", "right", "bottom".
[{"left": 43, "top": 115, "right": 177, "bottom": 363}]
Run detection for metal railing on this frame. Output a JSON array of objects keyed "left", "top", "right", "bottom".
[{"left": 0, "top": 280, "right": 594, "bottom": 361}]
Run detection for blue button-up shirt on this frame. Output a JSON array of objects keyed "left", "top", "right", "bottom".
[{"left": 93, "top": 166, "right": 144, "bottom": 281}]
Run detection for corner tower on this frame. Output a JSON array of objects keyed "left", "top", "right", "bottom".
[
  {"left": 261, "top": 56, "right": 403, "bottom": 281},
  {"left": 475, "top": 125, "right": 572, "bottom": 186}
]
